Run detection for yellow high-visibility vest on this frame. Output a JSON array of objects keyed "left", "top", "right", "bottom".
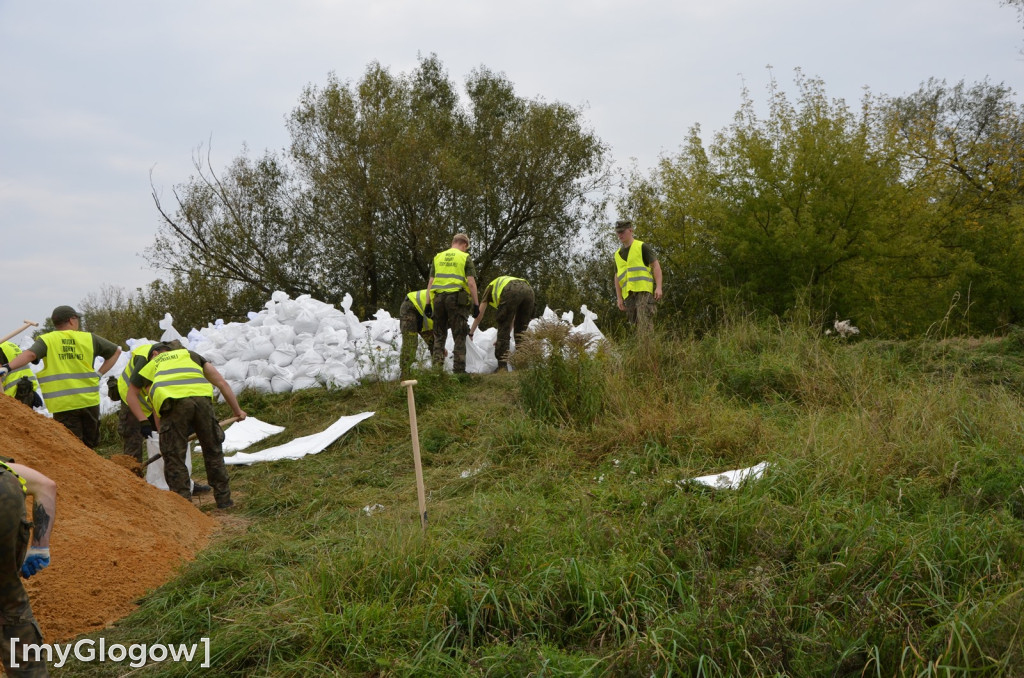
[
  {"left": 37, "top": 331, "right": 99, "bottom": 413},
  {"left": 0, "top": 460, "right": 27, "bottom": 494},
  {"left": 615, "top": 239, "right": 655, "bottom": 299},
  {"left": 1, "top": 341, "right": 39, "bottom": 399},
  {"left": 406, "top": 290, "right": 434, "bottom": 332},
  {"left": 430, "top": 248, "right": 470, "bottom": 297},
  {"left": 138, "top": 349, "right": 213, "bottom": 415},
  {"left": 485, "top": 276, "right": 525, "bottom": 307},
  {"left": 117, "top": 343, "right": 154, "bottom": 416}
]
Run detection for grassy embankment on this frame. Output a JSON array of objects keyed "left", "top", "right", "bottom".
[{"left": 64, "top": 315, "right": 1024, "bottom": 677}]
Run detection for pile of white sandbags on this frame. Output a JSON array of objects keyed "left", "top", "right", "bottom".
[{"left": 92, "top": 291, "right": 604, "bottom": 412}]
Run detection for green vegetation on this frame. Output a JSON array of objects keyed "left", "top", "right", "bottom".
[{"left": 67, "top": 315, "right": 1024, "bottom": 676}]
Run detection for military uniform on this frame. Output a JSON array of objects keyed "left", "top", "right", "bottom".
[
  {"left": 0, "top": 342, "right": 41, "bottom": 409},
  {"left": 132, "top": 349, "right": 232, "bottom": 508},
  {"left": 615, "top": 239, "right": 657, "bottom": 333},
  {"left": 399, "top": 290, "right": 434, "bottom": 378},
  {"left": 25, "top": 330, "right": 119, "bottom": 448},
  {"left": 0, "top": 461, "right": 48, "bottom": 678},
  {"left": 429, "top": 247, "right": 477, "bottom": 374},
  {"left": 115, "top": 344, "right": 154, "bottom": 462},
  {"left": 481, "top": 277, "right": 535, "bottom": 370}
]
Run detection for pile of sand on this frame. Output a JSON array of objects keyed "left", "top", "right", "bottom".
[{"left": 2, "top": 396, "right": 218, "bottom": 641}]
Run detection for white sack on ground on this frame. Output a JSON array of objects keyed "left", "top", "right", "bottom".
[
  {"left": 222, "top": 417, "right": 287, "bottom": 453},
  {"left": 224, "top": 411, "right": 374, "bottom": 466},
  {"left": 684, "top": 461, "right": 770, "bottom": 490},
  {"left": 143, "top": 434, "right": 195, "bottom": 491}
]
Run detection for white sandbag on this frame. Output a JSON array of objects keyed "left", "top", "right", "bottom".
[
  {"left": 220, "top": 358, "right": 248, "bottom": 383},
  {"left": 270, "top": 374, "right": 293, "bottom": 393},
  {"left": 293, "top": 307, "right": 320, "bottom": 335},
  {"left": 466, "top": 333, "right": 498, "bottom": 373},
  {"left": 268, "top": 325, "right": 296, "bottom": 348},
  {"left": 159, "top": 313, "right": 184, "bottom": 342},
  {"left": 268, "top": 345, "right": 296, "bottom": 367},
  {"left": 242, "top": 337, "right": 275, "bottom": 361},
  {"left": 291, "top": 375, "right": 319, "bottom": 390},
  {"left": 144, "top": 433, "right": 193, "bottom": 491},
  {"left": 244, "top": 374, "right": 273, "bottom": 393},
  {"left": 571, "top": 305, "right": 606, "bottom": 344}
]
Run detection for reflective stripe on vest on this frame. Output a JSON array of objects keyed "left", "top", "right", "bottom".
[
  {"left": 0, "top": 341, "right": 39, "bottom": 397},
  {"left": 406, "top": 289, "right": 434, "bottom": 332},
  {"left": 38, "top": 331, "right": 99, "bottom": 413},
  {"left": 486, "top": 276, "right": 525, "bottom": 308},
  {"left": 614, "top": 239, "right": 655, "bottom": 299},
  {"left": 118, "top": 343, "right": 154, "bottom": 415},
  {"left": 139, "top": 349, "right": 213, "bottom": 414},
  {"left": 0, "top": 460, "right": 27, "bottom": 494},
  {"left": 430, "top": 248, "right": 469, "bottom": 295}
]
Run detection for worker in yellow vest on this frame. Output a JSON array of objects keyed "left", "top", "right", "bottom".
[
  {"left": 613, "top": 220, "right": 663, "bottom": 333},
  {"left": 0, "top": 457, "right": 56, "bottom": 678},
  {"left": 109, "top": 342, "right": 156, "bottom": 464},
  {"left": 469, "top": 276, "right": 535, "bottom": 372},
  {"left": 399, "top": 289, "right": 434, "bottom": 379},
  {"left": 1, "top": 306, "right": 121, "bottom": 448},
  {"left": 427, "top": 233, "right": 480, "bottom": 374},
  {"left": 0, "top": 342, "right": 42, "bottom": 408},
  {"left": 125, "top": 343, "right": 246, "bottom": 509}
]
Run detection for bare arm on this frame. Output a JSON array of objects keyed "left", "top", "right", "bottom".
[
  {"left": 614, "top": 274, "right": 626, "bottom": 312},
  {"left": 652, "top": 260, "right": 663, "bottom": 301},
  {"left": 203, "top": 363, "right": 247, "bottom": 420},
  {"left": 469, "top": 301, "right": 489, "bottom": 336},
  {"left": 10, "top": 464, "right": 56, "bottom": 548},
  {"left": 5, "top": 349, "right": 37, "bottom": 372},
  {"left": 97, "top": 347, "right": 122, "bottom": 376},
  {"left": 468, "top": 276, "right": 479, "bottom": 306}
]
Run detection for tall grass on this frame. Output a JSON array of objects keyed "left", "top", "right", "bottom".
[{"left": 67, "top": 314, "right": 1024, "bottom": 677}]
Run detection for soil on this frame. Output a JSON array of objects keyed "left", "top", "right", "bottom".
[{"left": 2, "top": 396, "right": 218, "bottom": 641}]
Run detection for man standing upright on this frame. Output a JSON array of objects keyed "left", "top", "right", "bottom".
[
  {"left": 428, "top": 233, "right": 480, "bottom": 374},
  {"left": 613, "top": 220, "right": 663, "bottom": 333},
  {"left": 1, "top": 306, "right": 121, "bottom": 448}
]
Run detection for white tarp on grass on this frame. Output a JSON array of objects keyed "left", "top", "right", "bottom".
[
  {"left": 684, "top": 461, "right": 770, "bottom": 490},
  {"left": 222, "top": 417, "right": 286, "bottom": 453},
  {"left": 224, "top": 411, "right": 374, "bottom": 466}
]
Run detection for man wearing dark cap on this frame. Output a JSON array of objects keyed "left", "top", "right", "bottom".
[
  {"left": 125, "top": 342, "right": 246, "bottom": 509},
  {"left": 0, "top": 306, "right": 121, "bottom": 448},
  {"left": 613, "top": 220, "right": 663, "bottom": 333},
  {"left": 427, "top": 233, "right": 480, "bottom": 374}
]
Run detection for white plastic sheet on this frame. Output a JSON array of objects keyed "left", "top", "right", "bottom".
[
  {"left": 222, "top": 417, "right": 286, "bottom": 453},
  {"left": 224, "top": 411, "right": 374, "bottom": 466},
  {"left": 684, "top": 461, "right": 770, "bottom": 489}
]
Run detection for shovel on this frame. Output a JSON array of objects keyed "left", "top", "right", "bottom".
[
  {"left": 142, "top": 416, "right": 241, "bottom": 467},
  {"left": 0, "top": 320, "right": 39, "bottom": 345}
]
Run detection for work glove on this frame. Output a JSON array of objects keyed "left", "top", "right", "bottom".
[
  {"left": 139, "top": 421, "right": 155, "bottom": 439},
  {"left": 471, "top": 304, "right": 480, "bottom": 319},
  {"left": 423, "top": 304, "right": 433, "bottom": 319},
  {"left": 21, "top": 547, "right": 50, "bottom": 578}
]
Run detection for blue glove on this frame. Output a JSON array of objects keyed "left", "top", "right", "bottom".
[
  {"left": 0, "top": 366, "right": 8, "bottom": 380},
  {"left": 21, "top": 547, "right": 50, "bottom": 578}
]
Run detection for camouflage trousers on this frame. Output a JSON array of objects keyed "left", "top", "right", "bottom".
[
  {"left": 494, "top": 281, "right": 535, "bottom": 369},
  {"left": 432, "top": 291, "right": 470, "bottom": 374},
  {"left": 118, "top": 406, "right": 145, "bottom": 462},
  {"left": 53, "top": 405, "right": 100, "bottom": 449},
  {"left": 399, "top": 299, "right": 434, "bottom": 379},
  {"left": 0, "top": 474, "right": 47, "bottom": 678},
  {"left": 158, "top": 396, "right": 231, "bottom": 507},
  {"left": 625, "top": 291, "right": 657, "bottom": 334}
]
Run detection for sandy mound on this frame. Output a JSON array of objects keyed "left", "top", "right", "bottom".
[{"left": 2, "top": 396, "right": 218, "bottom": 641}]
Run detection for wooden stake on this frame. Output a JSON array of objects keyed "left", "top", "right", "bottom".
[
  {"left": 402, "top": 379, "right": 428, "bottom": 530},
  {"left": 0, "top": 320, "right": 39, "bottom": 345}
]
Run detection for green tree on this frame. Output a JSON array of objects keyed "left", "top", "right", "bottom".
[{"left": 151, "top": 55, "right": 610, "bottom": 320}]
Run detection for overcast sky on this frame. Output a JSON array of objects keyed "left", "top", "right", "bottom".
[{"left": 0, "top": 0, "right": 1019, "bottom": 341}]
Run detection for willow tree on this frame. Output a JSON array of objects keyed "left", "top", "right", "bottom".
[{"left": 150, "top": 55, "right": 609, "bottom": 318}]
